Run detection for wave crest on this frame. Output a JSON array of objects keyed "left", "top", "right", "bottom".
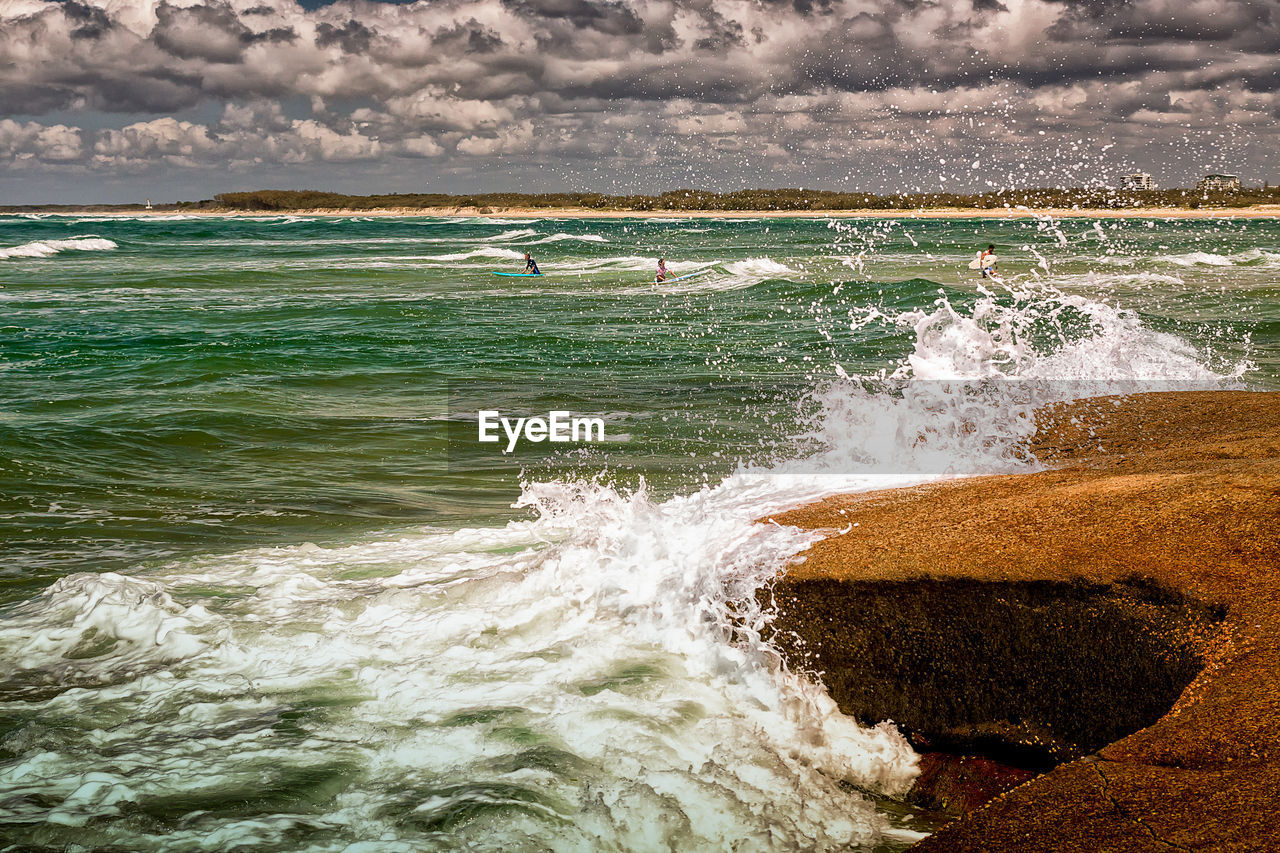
[{"left": 0, "top": 236, "right": 119, "bottom": 260}]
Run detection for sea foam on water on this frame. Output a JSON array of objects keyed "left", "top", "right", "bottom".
[
  {"left": 0, "top": 218, "right": 1248, "bottom": 850},
  {"left": 0, "top": 236, "right": 118, "bottom": 259}
]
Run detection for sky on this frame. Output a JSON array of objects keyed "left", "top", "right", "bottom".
[{"left": 0, "top": 0, "right": 1276, "bottom": 203}]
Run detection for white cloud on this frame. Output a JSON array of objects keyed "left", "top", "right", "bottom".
[
  {"left": 456, "top": 124, "right": 534, "bottom": 156},
  {"left": 0, "top": 0, "right": 1274, "bottom": 190},
  {"left": 91, "top": 118, "right": 219, "bottom": 169},
  {"left": 400, "top": 135, "right": 445, "bottom": 157},
  {"left": 0, "top": 119, "right": 85, "bottom": 163}
]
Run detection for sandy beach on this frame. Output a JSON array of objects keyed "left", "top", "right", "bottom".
[{"left": 11, "top": 205, "right": 1280, "bottom": 220}]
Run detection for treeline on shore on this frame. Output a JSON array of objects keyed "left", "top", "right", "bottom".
[{"left": 213, "top": 186, "right": 1280, "bottom": 212}]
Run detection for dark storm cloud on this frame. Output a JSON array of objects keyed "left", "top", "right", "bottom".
[
  {"left": 316, "top": 19, "right": 374, "bottom": 52},
  {"left": 9, "top": 0, "right": 1266, "bottom": 107},
  {"left": 691, "top": 5, "right": 745, "bottom": 52},
  {"left": 432, "top": 20, "right": 505, "bottom": 53},
  {"left": 751, "top": 0, "right": 838, "bottom": 16},
  {"left": 88, "top": 69, "right": 210, "bottom": 113},
  {"left": 0, "top": 0, "right": 1276, "bottom": 188},
  {"left": 1112, "top": 1, "right": 1275, "bottom": 42},
  {"left": 501, "top": 0, "right": 644, "bottom": 36},
  {"left": 61, "top": 0, "right": 113, "bottom": 38},
  {"left": 0, "top": 83, "right": 75, "bottom": 116},
  {"left": 153, "top": 1, "right": 257, "bottom": 62}
]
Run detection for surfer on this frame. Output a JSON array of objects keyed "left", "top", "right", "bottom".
[
  {"left": 655, "top": 257, "right": 669, "bottom": 283},
  {"left": 523, "top": 252, "right": 540, "bottom": 275},
  {"left": 979, "top": 244, "right": 997, "bottom": 279}
]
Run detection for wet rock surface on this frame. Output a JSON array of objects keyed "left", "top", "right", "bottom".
[
  {"left": 908, "top": 753, "right": 1037, "bottom": 817},
  {"left": 763, "top": 391, "right": 1280, "bottom": 851},
  {"left": 766, "top": 576, "right": 1224, "bottom": 769}
]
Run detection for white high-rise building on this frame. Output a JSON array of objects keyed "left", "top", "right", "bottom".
[
  {"left": 1118, "top": 173, "right": 1155, "bottom": 190},
  {"left": 1196, "top": 174, "right": 1241, "bottom": 192}
]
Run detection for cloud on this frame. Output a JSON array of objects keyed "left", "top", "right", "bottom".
[
  {"left": 153, "top": 1, "right": 255, "bottom": 63},
  {"left": 400, "top": 135, "right": 445, "bottom": 157},
  {"left": 92, "top": 117, "right": 221, "bottom": 169},
  {"left": 0, "top": 0, "right": 1275, "bottom": 194},
  {"left": 0, "top": 119, "right": 85, "bottom": 165},
  {"left": 60, "top": 0, "right": 113, "bottom": 39},
  {"left": 315, "top": 19, "right": 374, "bottom": 52},
  {"left": 456, "top": 123, "right": 535, "bottom": 156}
]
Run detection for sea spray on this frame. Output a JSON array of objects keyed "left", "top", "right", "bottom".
[
  {"left": 0, "top": 213, "right": 1270, "bottom": 851},
  {"left": 0, "top": 485, "right": 920, "bottom": 850}
]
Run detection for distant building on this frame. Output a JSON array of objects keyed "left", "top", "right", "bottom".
[
  {"left": 1197, "top": 174, "right": 1241, "bottom": 192},
  {"left": 1118, "top": 172, "right": 1155, "bottom": 190}
]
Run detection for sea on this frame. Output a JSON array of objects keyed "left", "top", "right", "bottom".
[{"left": 0, "top": 212, "right": 1276, "bottom": 851}]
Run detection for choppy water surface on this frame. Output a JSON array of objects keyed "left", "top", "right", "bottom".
[{"left": 0, "top": 213, "right": 1275, "bottom": 851}]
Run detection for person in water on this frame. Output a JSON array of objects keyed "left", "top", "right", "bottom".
[
  {"left": 523, "top": 252, "right": 540, "bottom": 275},
  {"left": 655, "top": 257, "right": 669, "bottom": 282},
  {"left": 979, "top": 244, "right": 997, "bottom": 278}
]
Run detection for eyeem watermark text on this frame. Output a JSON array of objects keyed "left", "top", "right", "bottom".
[{"left": 478, "top": 410, "right": 606, "bottom": 453}]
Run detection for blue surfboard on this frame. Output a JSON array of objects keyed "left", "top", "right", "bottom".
[
  {"left": 492, "top": 272, "right": 544, "bottom": 277},
  {"left": 659, "top": 268, "right": 715, "bottom": 283}
]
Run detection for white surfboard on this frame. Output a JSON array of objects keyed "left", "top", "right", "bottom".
[{"left": 968, "top": 252, "right": 997, "bottom": 270}]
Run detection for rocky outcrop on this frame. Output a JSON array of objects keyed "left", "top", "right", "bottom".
[
  {"left": 764, "top": 391, "right": 1280, "bottom": 850},
  {"left": 766, "top": 576, "right": 1225, "bottom": 767}
]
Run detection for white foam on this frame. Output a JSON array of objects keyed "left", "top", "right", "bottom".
[
  {"left": 0, "top": 495, "right": 918, "bottom": 847},
  {"left": 527, "top": 233, "right": 609, "bottom": 244},
  {"left": 422, "top": 247, "right": 527, "bottom": 262},
  {"left": 878, "top": 279, "right": 1237, "bottom": 388},
  {"left": 0, "top": 246, "right": 1240, "bottom": 848},
  {"left": 1058, "top": 272, "right": 1186, "bottom": 287},
  {"left": 649, "top": 268, "right": 758, "bottom": 295},
  {"left": 1107, "top": 247, "right": 1280, "bottom": 269},
  {"left": 0, "top": 572, "right": 216, "bottom": 681},
  {"left": 479, "top": 228, "right": 538, "bottom": 242},
  {"left": 1233, "top": 247, "right": 1280, "bottom": 266},
  {"left": 1157, "top": 250, "right": 1237, "bottom": 267},
  {"left": 0, "top": 236, "right": 118, "bottom": 260},
  {"left": 724, "top": 257, "right": 796, "bottom": 280},
  {"left": 65, "top": 214, "right": 198, "bottom": 222},
  {"left": 456, "top": 217, "right": 540, "bottom": 225}
]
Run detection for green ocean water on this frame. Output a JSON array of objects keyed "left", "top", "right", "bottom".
[
  {"left": 0, "top": 212, "right": 1276, "bottom": 851},
  {"left": 2, "top": 214, "right": 1274, "bottom": 596}
]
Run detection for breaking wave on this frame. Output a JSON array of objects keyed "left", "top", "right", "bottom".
[
  {"left": 0, "top": 212, "right": 1252, "bottom": 851},
  {"left": 0, "top": 236, "right": 118, "bottom": 260}
]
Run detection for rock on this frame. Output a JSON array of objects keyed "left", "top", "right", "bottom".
[
  {"left": 909, "top": 753, "right": 1037, "bottom": 817},
  {"left": 764, "top": 575, "right": 1224, "bottom": 770},
  {"left": 762, "top": 390, "right": 1280, "bottom": 851}
]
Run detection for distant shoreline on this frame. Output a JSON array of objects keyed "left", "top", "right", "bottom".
[{"left": 7, "top": 205, "right": 1280, "bottom": 220}]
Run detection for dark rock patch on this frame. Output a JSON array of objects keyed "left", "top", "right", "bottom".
[
  {"left": 909, "top": 753, "right": 1038, "bottom": 817},
  {"left": 763, "top": 575, "right": 1226, "bottom": 811}
]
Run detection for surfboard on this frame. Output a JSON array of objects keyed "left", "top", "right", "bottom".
[
  {"left": 492, "top": 272, "right": 543, "bottom": 277},
  {"left": 659, "top": 268, "right": 714, "bottom": 283},
  {"left": 968, "top": 253, "right": 997, "bottom": 270}
]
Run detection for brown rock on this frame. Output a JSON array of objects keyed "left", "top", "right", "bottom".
[
  {"left": 910, "top": 753, "right": 1038, "bottom": 817},
  {"left": 762, "top": 390, "right": 1280, "bottom": 851}
]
